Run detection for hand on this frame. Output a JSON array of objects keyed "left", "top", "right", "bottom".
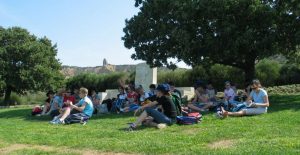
[{"left": 250, "top": 103, "right": 257, "bottom": 108}]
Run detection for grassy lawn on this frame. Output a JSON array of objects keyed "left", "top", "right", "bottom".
[{"left": 0, "top": 95, "right": 299, "bottom": 155}]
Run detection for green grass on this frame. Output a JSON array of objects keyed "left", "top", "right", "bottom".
[{"left": 0, "top": 95, "right": 300, "bottom": 155}]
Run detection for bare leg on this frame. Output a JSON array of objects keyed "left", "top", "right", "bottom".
[
  {"left": 41, "top": 103, "right": 50, "bottom": 115},
  {"left": 59, "top": 108, "right": 71, "bottom": 121},
  {"left": 134, "top": 111, "right": 148, "bottom": 126},
  {"left": 222, "top": 107, "right": 246, "bottom": 117},
  {"left": 228, "top": 110, "right": 246, "bottom": 117},
  {"left": 187, "top": 102, "right": 204, "bottom": 112}
]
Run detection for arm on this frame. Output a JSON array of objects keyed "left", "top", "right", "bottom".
[
  {"left": 141, "top": 101, "right": 158, "bottom": 110},
  {"left": 70, "top": 102, "right": 86, "bottom": 112},
  {"left": 254, "top": 95, "right": 269, "bottom": 108}
]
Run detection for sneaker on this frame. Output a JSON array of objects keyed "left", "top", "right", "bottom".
[
  {"left": 51, "top": 119, "right": 65, "bottom": 125},
  {"left": 127, "top": 123, "right": 136, "bottom": 131},
  {"left": 157, "top": 123, "right": 167, "bottom": 129}
]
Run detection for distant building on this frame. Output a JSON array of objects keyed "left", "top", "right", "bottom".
[{"left": 103, "top": 58, "right": 108, "bottom": 66}]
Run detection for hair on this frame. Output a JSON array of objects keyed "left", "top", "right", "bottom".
[
  {"left": 252, "top": 79, "right": 262, "bottom": 88},
  {"left": 80, "top": 87, "right": 88, "bottom": 95},
  {"left": 168, "top": 81, "right": 175, "bottom": 86},
  {"left": 57, "top": 88, "right": 65, "bottom": 96},
  {"left": 149, "top": 84, "right": 156, "bottom": 89},
  {"left": 225, "top": 81, "right": 231, "bottom": 86}
]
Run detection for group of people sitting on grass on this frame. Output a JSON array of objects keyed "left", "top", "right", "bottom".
[{"left": 32, "top": 79, "right": 269, "bottom": 129}]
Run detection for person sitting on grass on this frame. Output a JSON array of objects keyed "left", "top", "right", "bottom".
[
  {"left": 41, "top": 90, "right": 55, "bottom": 115},
  {"left": 206, "top": 82, "right": 217, "bottom": 102},
  {"left": 221, "top": 79, "right": 269, "bottom": 118},
  {"left": 187, "top": 82, "right": 213, "bottom": 112},
  {"left": 120, "top": 86, "right": 139, "bottom": 113},
  {"left": 147, "top": 84, "right": 156, "bottom": 97},
  {"left": 47, "top": 89, "right": 64, "bottom": 118},
  {"left": 111, "top": 86, "right": 127, "bottom": 113},
  {"left": 127, "top": 84, "right": 177, "bottom": 130},
  {"left": 50, "top": 87, "right": 94, "bottom": 125}
]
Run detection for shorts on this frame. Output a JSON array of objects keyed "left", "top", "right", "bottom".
[{"left": 243, "top": 108, "right": 267, "bottom": 115}]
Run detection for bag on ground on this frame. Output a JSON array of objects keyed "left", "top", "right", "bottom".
[{"left": 176, "top": 112, "right": 202, "bottom": 125}]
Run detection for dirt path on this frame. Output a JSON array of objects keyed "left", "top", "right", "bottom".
[{"left": 0, "top": 143, "right": 136, "bottom": 155}]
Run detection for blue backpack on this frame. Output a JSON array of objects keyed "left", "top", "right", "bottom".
[{"left": 176, "top": 112, "right": 202, "bottom": 125}]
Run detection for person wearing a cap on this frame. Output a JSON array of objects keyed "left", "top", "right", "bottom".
[
  {"left": 41, "top": 90, "right": 55, "bottom": 115},
  {"left": 221, "top": 79, "right": 269, "bottom": 117},
  {"left": 128, "top": 83, "right": 177, "bottom": 130}
]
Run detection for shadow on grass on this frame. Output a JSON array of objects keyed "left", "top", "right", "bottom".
[
  {"left": 0, "top": 108, "right": 134, "bottom": 122},
  {"left": 268, "top": 95, "right": 300, "bottom": 113}
]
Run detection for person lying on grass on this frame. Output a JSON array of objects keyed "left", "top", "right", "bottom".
[
  {"left": 50, "top": 87, "right": 94, "bottom": 125},
  {"left": 187, "top": 82, "right": 214, "bottom": 112},
  {"left": 127, "top": 84, "right": 177, "bottom": 130},
  {"left": 221, "top": 79, "right": 269, "bottom": 117}
]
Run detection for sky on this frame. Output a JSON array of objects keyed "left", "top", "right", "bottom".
[{"left": 0, "top": 0, "right": 190, "bottom": 68}]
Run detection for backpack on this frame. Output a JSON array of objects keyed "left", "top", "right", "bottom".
[
  {"left": 171, "top": 93, "right": 182, "bottom": 116},
  {"left": 31, "top": 106, "right": 42, "bottom": 115},
  {"left": 176, "top": 112, "right": 202, "bottom": 125}
]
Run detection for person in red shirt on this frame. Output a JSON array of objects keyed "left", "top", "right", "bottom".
[{"left": 63, "top": 90, "right": 76, "bottom": 104}]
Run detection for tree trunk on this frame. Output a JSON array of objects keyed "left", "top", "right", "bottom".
[
  {"left": 244, "top": 61, "right": 256, "bottom": 85},
  {"left": 3, "top": 86, "right": 12, "bottom": 106}
]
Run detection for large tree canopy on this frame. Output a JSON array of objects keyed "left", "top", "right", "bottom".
[
  {"left": 123, "top": 0, "right": 300, "bottom": 83},
  {"left": 0, "top": 27, "right": 63, "bottom": 105}
]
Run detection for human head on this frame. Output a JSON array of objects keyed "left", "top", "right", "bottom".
[
  {"left": 149, "top": 84, "right": 156, "bottom": 90},
  {"left": 118, "top": 86, "right": 125, "bottom": 94},
  {"left": 156, "top": 83, "right": 170, "bottom": 97},
  {"left": 135, "top": 84, "right": 144, "bottom": 94},
  {"left": 57, "top": 88, "right": 65, "bottom": 96},
  {"left": 207, "top": 82, "right": 213, "bottom": 89},
  {"left": 79, "top": 87, "right": 88, "bottom": 98},
  {"left": 91, "top": 90, "right": 96, "bottom": 95},
  {"left": 251, "top": 79, "right": 262, "bottom": 90},
  {"left": 168, "top": 81, "right": 175, "bottom": 91},
  {"left": 46, "top": 90, "right": 55, "bottom": 98},
  {"left": 65, "top": 89, "right": 72, "bottom": 96},
  {"left": 194, "top": 80, "right": 206, "bottom": 93},
  {"left": 225, "top": 81, "right": 231, "bottom": 89}
]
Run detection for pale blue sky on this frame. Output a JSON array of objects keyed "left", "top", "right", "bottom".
[{"left": 0, "top": 0, "right": 189, "bottom": 68}]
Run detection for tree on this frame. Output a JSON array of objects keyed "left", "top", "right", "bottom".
[
  {"left": 0, "top": 27, "right": 63, "bottom": 105},
  {"left": 123, "top": 0, "right": 300, "bottom": 83}
]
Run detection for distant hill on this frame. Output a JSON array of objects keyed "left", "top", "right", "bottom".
[{"left": 61, "top": 64, "right": 136, "bottom": 78}]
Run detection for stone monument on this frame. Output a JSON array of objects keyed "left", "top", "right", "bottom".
[{"left": 135, "top": 63, "right": 157, "bottom": 91}]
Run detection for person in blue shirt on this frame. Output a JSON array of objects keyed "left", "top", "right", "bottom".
[
  {"left": 51, "top": 87, "right": 94, "bottom": 125},
  {"left": 47, "top": 89, "right": 64, "bottom": 118},
  {"left": 221, "top": 79, "right": 269, "bottom": 117}
]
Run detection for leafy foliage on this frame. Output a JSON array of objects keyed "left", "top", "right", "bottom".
[
  {"left": 65, "top": 72, "right": 134, "bottom": 92},
  {"left": 0, "top": 27, "right": 63, "bottom": 104},
  {"left": 255, "top": 59, "right": 281, "bottom": 86},
  {"left": 123, "top": 0, "right": 300, "bottom": 82}
]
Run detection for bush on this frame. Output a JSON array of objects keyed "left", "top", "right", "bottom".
[
  {"left": 66, "top": 72, "right": 134, "bottom": 92},
  {"left": 209, "top": 64, "right": 245, "bottom": 91},
  {"left": 158, "top": 68, "right": 193, "bottom": 87},
  {"left": 255, "top": 59, "right": 281, "bottom": 87},
  {"left": 266, "top": 84, "right": 300, "bottom": 95},
  {"left": 278, "top": 64, "right": 300, "bottom": 85}
]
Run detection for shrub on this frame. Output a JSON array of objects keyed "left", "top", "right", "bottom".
[
  {"left": 266, "top": 84, "right": 300, "bottom": 95},
  {"left": 209, "top": 64, "right": 245, "bottom": 91},
  {"left": 66, "top": 72, "right": 133, "bottom": 92},
  {"left": 278, "top": 64, "right": 300, "bottom": 85},
  {"left": 255, "top": 59, "right": 281, "bottom": 87}
]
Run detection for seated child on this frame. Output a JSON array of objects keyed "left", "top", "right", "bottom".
[
  {"left": 128, "top": 84, "right": 177, "bottom": 130},
  {"left": 50, "top": 88, "right": 94, "bottom": 125}
]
